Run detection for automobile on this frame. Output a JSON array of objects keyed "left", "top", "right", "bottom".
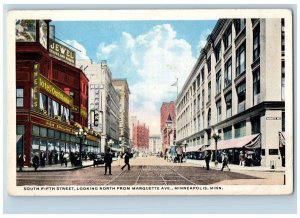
[{"left": 93, "top": 153, "right": 105, "bottom": 167}]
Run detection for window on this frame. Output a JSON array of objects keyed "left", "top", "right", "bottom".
[
  {"left": 251, "top": 116, "right": 260, "bottom": 134},
  {"left": 281, "top": 61, "right": 285, "bottom": 100},
  {"left": 70, "top": 91, "right": 75, "bottom": 98},
  {"left": 201, "top": 68, "right": 205, "bottom": 83},
  {"left": 253, "top": 25, "right": 260, "bottom": 61},
  {"left": 207, "top": 56, "right": 211, "bottom": 73},
  {"left": 281, "top": 18, "right": 285, "bottom": 53},
  {"left": 16, "top": 125, "right": 25, "bottom": 135},
  {"left": 52, "top": 100, "right": 59, "bottom": 116},
  {"left": 202, "top": 90, "right": 205, "bottom": 107},
  {"left": 194, "top": 118, "right": 197, "bottom": 133},
  {"left": 216, "top": 100, "right": 222, "bottom": 122},
  {"left": 197, "top": 74, "right": 200, "bottom": 88},
  {"left": 39, "top": 93, "right": 48, "bottom": 113},
  {"left": 208, "top": 82, "right": 211, "bottom": 102},
  {"left": 236, "top": 43, "right": 246, "bottom": 76},
  {"left": 224, "top": 58, "right": 232, "bottom": 87},
  {"left": 16, "top": 88, "right": 24, "bottom": 107},
  {"left": 197, "top": 94, "right": 200, "bottom": 111},
  {"left": 193, "top": 81, "right": 196, "bottom": 94},
  {"left": 237, "top": 81, "right": 246, "bottom": 112},
  {"left": 216, "top": 70, "right": 222, "bottom": 95},
  {"left": 269, "top": 149, "right": 279, "bottom": 155},
  {"left": 32, "top": 125, "right": 40, "bottom": 136},
  {"left": 253, "top": 69, "right": 261, "bottom": 105},
  {"left": 207, "top": 109, "right": 211, "bottom": 127},
  {"left": 282, "top": 111, "right": 285, "bottom": 132},
  {"left": 215, "top": 43, "right": 222, "bottom": 62},
  {"left": 197, "top": 115, "right": 200, "bottom": 131},
  {"left": 223, "top": 126, "right": 232, "bottom": 140},
  {"left": 234, "top": 121, "right": 246, "bottom": 138},
  {"left": 224, "top": 27, "right": 232, "bottom": 49},
  {"left": 194, "top": 99, "right": 196, "bottom": 114},
  {"left": 202, "top": 112, "right": 204, "bottom": 129},
  {"left": 235, "top": 19, "right": 246, "bottom": 35},
  {"left": 225, "top": 92, "right": 232, "bottom": 118}
]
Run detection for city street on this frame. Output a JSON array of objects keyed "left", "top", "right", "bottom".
[{"left": 17, "top": 156, "right": 285, "bottom": 186}]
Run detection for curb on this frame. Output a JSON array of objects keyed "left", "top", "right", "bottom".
[{"left": 16, "top": 164, "right": 96, "bottom": 173}]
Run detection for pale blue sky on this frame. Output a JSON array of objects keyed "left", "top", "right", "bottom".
[{"left": 51, "top": 20, "right": 217, "bottom": 134}]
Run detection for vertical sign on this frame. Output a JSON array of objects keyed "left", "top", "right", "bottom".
[{"left": 33, "top": 63, "right": 40, "bottom": 111}]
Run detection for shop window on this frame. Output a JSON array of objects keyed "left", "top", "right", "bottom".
[
  {"left": 224, "top": 58, "right": 232, "bottom": 87},
  {"left": 40, "top": 127, "right": 47, "bottom": 137},
  {"left": 32, "top": 125, "right": 40, "bottom": 136},
  {"left": 269, "top": 149, "right": 279, "bottom": 155},
  {"left": 48, "top": 129, "right": 54, "bottom": 138},
  {"left": 261, "top": 149, "right": 265, "bottom": 156},
  {"left": 60, "top": 141, "right": 66, "bottom": 152},
  {"left": 237, "top": 81, "right": 246, "bottom": 113},
  {"left": 31, "top": 137, "right": 40, "bottom": 160},
  {"left": 253, "top": 25, "right": 260, "bottom": 61},
  {"left": 236, "top": 43, "right": 246, "bottom": 77},
  {"left": 16, "top": 88, "right": 24, "bottom": 107},
  {"left": 40, "top": 139, "right": 47, "bottom": 152}
]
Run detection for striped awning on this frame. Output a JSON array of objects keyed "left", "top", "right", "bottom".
[
  {"left": 185, "top": 144, "right": 208, "bottom": 152},
  {"left": 206, "top": 134, "right": 261, "bottom": 151},
  {"left": 279, "top": 132, "right": 285, "bottom": 148}
]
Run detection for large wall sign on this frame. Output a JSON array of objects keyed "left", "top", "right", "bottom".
[
  {"left": 32, "top": 63, "right": 40, "bottom": 111},
  {"left": 49, "top": 39, "right": 76, "bottom": 66}
]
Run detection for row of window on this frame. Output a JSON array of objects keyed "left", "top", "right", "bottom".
[{"left": 178, "top": 19, "right": 260, "bottom": 114}]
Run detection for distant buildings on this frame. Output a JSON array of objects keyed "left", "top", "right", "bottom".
[
  {"left": 132, "top": 122, "right": 149, "bottom": 151},
  {"left": 76, "top": 59, "right": 120, "bottom": 152},
  {"left": 160, "top": 102, "right": 176, "bottom": 152},
  {"left": 149, "top": 135, "right": 162, "bottom": 153}
]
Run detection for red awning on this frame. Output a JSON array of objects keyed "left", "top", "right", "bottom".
[
  {"left": 206, "top": 134, "right": 261, "bottom": 151},
  {"left": 185, "top": 144, "right": 208, "bottom": 152}
]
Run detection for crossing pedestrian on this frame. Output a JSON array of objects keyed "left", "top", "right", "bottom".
[
  {"left": 221, "top": 152, "right": 230, "bottom": 171},
  {"left": 104, "top": 148, "right": 113, "bottom": 175},
  {"left": 121, "top": 152, "right": 131, "bottom": 171}
]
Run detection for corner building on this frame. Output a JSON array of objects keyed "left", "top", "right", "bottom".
[
  {"left": 176, "top": 19, "right": 285, "bottom": 167},
  {"left": 16, "top": 20, "right": 101, "bottom": 167}
]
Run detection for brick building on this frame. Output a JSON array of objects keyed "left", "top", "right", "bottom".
[
  {"left": 132, "top": 122, "right": 149, "bottom": 150},
  {"left": 160, "top": 102, "right": 176, "bottom": 152}
]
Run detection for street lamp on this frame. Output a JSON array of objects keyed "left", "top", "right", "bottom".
[
  {"left": 75, "top": 128, "right": 87, "bottom": 166},
  {"left": 107, "top": 139, "right": 114, "bottom": 150},
  {"left": 212, "top": 128, "right": 221, "bottom": 166}
]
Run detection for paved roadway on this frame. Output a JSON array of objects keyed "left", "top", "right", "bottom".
[{"left": 17, "top": 156, "right": 285, "bottom": 186}]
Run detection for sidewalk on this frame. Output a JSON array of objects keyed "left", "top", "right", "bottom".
[
  {"left": 17, "top": 160, "right": 95, "bottom": 172},
  {"left": 186, "top": 159, "right": 285, "bottom": 172}
]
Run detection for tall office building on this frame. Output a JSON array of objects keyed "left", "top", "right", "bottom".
[{"left": 176, "top": 19, "right": 286, "bottom": 167}]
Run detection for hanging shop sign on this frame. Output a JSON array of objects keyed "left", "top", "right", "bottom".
[
  {"left": 49, "top": 39, "right": 75, "bottom": 66},
  {"left": 32, "top": 63, "right": 40, "bottom": 111},
  {"left": 39, "top": 75, "right": 74, "bottom": 107}
]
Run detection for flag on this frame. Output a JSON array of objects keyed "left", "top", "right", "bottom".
[{"left": 171, "top": 79, "right": 178, "bottom": 86}]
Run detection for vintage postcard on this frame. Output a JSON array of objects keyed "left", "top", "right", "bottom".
[{"left": 6, "top": 9, "right": 293, "bottom": 196}]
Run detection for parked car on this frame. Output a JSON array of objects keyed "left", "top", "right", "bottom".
[{"left": 93, "top": 153, "right": 105, "bottom": 167}]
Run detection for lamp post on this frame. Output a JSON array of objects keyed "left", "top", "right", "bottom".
[
  {"left": 184, "top": 142, "right": 187, "bottom": 162},
  {"left": 212, "top": 128, "right": 221, "bottom": 166},
  {"left": 75, "top": 128, "right": 87, "bottom": 166},
  {"left": 107, "top": 139, "right": 114, "bottom": 151}
]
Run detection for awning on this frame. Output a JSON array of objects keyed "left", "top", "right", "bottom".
[
  {"left": 279, "top": 132, "right": 285, "bottom": 147},
  {"left": 206, "top": 134, "right": 261, "bottom": 151},
  {"left": 185, "top": 144, "right": 208, "bottom": 152}
]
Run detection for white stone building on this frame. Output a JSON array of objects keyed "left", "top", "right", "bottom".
[
  {"left": 176, "top": 19, "right": 286, "bottom": 168},
  {"left": 149, "top": 135, "right": 162, "bottom": 154},
  {"left": 77, "top": 60, "right": 120, "bottom": 152}
]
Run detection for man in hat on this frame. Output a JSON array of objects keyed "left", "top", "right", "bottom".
[
  {"left": 221, "top": 151, "right": 230, "bottom": 171},
  {"left": 121, "top": 152, "right": 131, "bottom": 171},
  {"left": 104, "top": 148, "right": 113, "bottom": 175}
]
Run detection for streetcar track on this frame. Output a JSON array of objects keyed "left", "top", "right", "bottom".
[
  {"left": 167, "top": 166, "right": 197, "bottom": 185},
  {"left": 134, "top": 165, "right": 144, "bottom": 185},
  {"left": 104, "top": 170, "right": 126, "bottom": 186}
]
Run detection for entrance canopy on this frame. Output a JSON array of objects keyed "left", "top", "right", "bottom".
[{"left": 205, "top": 134, "right": 261, "bottom": 151}]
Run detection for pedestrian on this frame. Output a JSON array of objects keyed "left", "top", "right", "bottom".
[
  {"left": 17, "top": 154, "right": 24, "bottom": 172},
  {"left": 239, "top": 151, "right": 245, "bottom": 166},
  {"left": 121, "top": 152, "right": 131, "bottom": 171},
  {"left": 60, "top": 151, "right": 64, "bottom": 166},
  {"left": 104, "top": 148, "right": 113, "bottom": 175},
  {"left": 40, "top": 151, "right": 46, "bottom": 167},
  {"left": 32, "top": 153, "right": 39, "bottom": 171},
  {"left": 221, "top": 152, "right": 230, "bottom": 171},
  {"left": 63, "top": 152, "right": 69, "bottom": 167},
  {"left": 49, "top": 152, "right": 53, "bottom": 165},
  {"left": 204, "top": 151, "right": 211, "bottom": 170}
]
